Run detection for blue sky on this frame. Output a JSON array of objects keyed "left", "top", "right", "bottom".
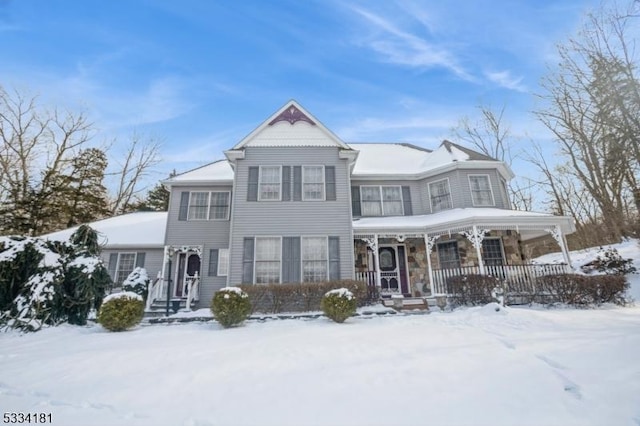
[{"left": 0, "top": 0, "right": 599, "bottom": 181}]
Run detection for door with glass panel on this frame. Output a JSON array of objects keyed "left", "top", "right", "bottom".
[{"left": 378, "top": 245, "right": 409, "bottom": 295}]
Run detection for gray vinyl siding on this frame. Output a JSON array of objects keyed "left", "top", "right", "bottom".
[
  {"left": 350, "top": 180, "right": 425, "bottom": 216},
  {"left": 102, "top": 248, "right": 164, "bottom": 287},
  {"left": 228, "top": 147, "right": 354, "bottom": 285},
  {"left": 166, "top": 184, "right": 232, "bottom": 307}
]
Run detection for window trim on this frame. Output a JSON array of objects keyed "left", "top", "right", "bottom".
[
  {"left": 254, "top": 236, "right": 283, "bottom": 284},
  {"left": 258, "top": 165, "right": 282, "bottom": 201},
  {"left": 428, "top": 178, "right": 453, "bottom": 213},
  {"left": 186, "top": 190, "right": 231, "bottom": 221},
  {"left": 301, "top": 165, "right": 326, "bottom": 201},
  {"left": 217, "top": 248, "right": 229, "bottom": 276},
  {"left": 115, "top": 252, "right": 137, "bottom": 285},
  {"left": 468, "top": 174, "right": 495, "bottom": 207},
  {"left": 481, "top": 237, "right": 506, "bottom": 265},
  {"left": 359, "top": 185, "right": 404, "bottom": 217},
  {"left": 301, "top": 235, "right": 329, "bottom": 282}
]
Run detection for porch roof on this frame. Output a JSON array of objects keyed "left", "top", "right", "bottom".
[{"left": 352, "top": 208, "right": 575, "bottom": 239}]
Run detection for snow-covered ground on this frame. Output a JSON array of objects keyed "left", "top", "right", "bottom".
[{"left": 1, "top": 240, "right": 639, "bottom": 426}]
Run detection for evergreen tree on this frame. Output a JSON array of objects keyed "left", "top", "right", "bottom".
[
  {"left": 142, "top": 183, "right": 170, "bottom": 211},
  {"left": 64, "top": 148, "right": 110, "bottom": 228}
]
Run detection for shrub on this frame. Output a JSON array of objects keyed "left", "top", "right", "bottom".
[
  {"left": 536, "top": 274, "right": 629, "bottom": 306},
  {"left": 211, "top": 287, "right": 251, "bottom": 328},
  {"left": 446, "top": 274, "right": 502, "bottom": 307},
  {"left": 238, "top": 280, "right": 377, "bottom": 314},
  {"left": 98, "top": 292, "right": 144, "bottom": 332},
  {"left": 321, "top": 288, "right": 357, "bottom": 323},
  {"left": 581, "top": 247, "right": 637, "bottom": 275},
  {"left": 122, "top": 267, "right": 150, "bottom": 300}
]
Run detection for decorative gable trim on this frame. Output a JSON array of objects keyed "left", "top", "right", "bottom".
[{"left": 268, "top": 105, "right": 316, "bottom": 126}]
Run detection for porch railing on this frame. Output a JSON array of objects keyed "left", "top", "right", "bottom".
[
  {"left": 431, "top": 263, "right": 571, "bottom": 295},
  {"left": 184, "top": 272, "right": 200, "bottom": 311},
  {"left": 145, "top": 272, "right": 163, "bottom": 311}
]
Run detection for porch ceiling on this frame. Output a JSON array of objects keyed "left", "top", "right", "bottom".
[{"left": 352, "top": 208, "right": 575, "bottom": 239}]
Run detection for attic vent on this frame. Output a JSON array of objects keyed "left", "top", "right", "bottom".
[{"left": 269, "top": 105, "right": 316, "bottom": 126}]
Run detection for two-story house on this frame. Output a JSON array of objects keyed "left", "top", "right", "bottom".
[{"left": 45, "top": 100, "right": 575, "bottom": 310}]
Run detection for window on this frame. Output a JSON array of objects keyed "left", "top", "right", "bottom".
[
  {"left": 469, "top": 175, "right": 494, "bottom": 206},
  {"left": 255, "top": 237, "right": 281, "bottom": 283},
  {"left": 115, "top": 253, "right": 136, "bottom": 285},
  {"left": 429, "top": 179, "right": 453, "bottom": 212},
  {"left": 217, "top": 248, "right": 229, "bottom": 276},
  {"left": 209, "top": 192, "right": 230, "bottom": 219},
  {"left": 360, "top": 186, "right": 404, "bottom": 216},
  {"left": 482, "top": 238, "right": 505, "bottom": 266},
  {"left": 188, "top": 192, "right": 209, "bottom": 220},
  {"left": 437, "top": 241, "right": 460, "bottom": 269},
  {"left": 302, "top": 237, "right": 328, "bottom": 282},
  {"left": 186, "top": 191, "right": 230, "bottom": 220},
  {"left": 259, "top": 166, "right": 281, "bottom": 201},
  {"left": 302, "top": 166, "right": 325, "bottom": 200}
]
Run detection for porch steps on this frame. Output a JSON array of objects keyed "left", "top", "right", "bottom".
[
  {"left": 381, "top": 297, "right": 431, "bottom": 311},
  {"left": 144, "top": 299, "right": 196, "bottom": 318}
]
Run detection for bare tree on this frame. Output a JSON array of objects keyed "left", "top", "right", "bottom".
[{"left": 107, "top": 132, "right": 162, "bottom": 215}]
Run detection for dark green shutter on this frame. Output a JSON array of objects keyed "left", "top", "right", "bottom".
[
  {"left": 247, "top": 167, "right": 259, "bottom": 201},
  {"left": 325, "top": 166, "right": 336, "bottom": 201},
  {"left": 178, "top": 192, "right": 189, "bottom": 221},
  {"left": 293, "top": 166, "right": 302, "bottom": 201},
  {"left": 135, "top": 252, "right": 146, "bottom": 268},
  {"left": 108, "top": 253, "right": 118, "bottom": 281},
  {"left": 329, "top": 237, "right": 340, "bottom": 280},
  {"left": 402, "top": 186, "right": 413, "bottom": 216},
  {"left": 208, "top": 249, "right": 219, "bottom": 277},
  {"left": 351, "top": 186, "right": 361, "bottom": 217},
  {"left": 282, "top": 166, "right": 291, "bottom": 201},
  {"left": 242, "top": 238, "right": 255, "bottom": 283},
  {"left": 282, "top": 237, "right": 301, "bottom": 283}
]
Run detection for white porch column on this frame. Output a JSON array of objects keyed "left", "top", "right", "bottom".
[
  {"left": 424, "top": 234, "right": 440, "bottom": 295},
  {"left": 546, "top": 225, "right": 572, "bottom": 270},
  {"left": 461, "top": 225, "right": 489, "bottom": 275},
  {"left": 373, "top": 234, "right": 381, "bottom": 290}
]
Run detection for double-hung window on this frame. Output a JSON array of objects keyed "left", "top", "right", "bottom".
[
  {"left": 469, "top": 175, "right": 494, "bottom": 206},
  {"left": 217, "top": 248, "right": 229, "bottom": 276},
  {"left": 482, "top": 238, "right": 505, "bottom": 266},
  {"left": 360, "top": 186, "right": 403, "bottom": 216},
  {"left": 259, "top": 166, "right": 281, "bottom": 201},
  {"left": 437, "top": 241, "right": 460, "bottom": 269},
  {"left": 115, "top": 253, "right": 136, "bottom": 285},
  {"left": 429, "top": 179, "right": 453, "bottom": 212},
  {"left": 188, "top": 191, "right": 230, "bottom": 220},
  {"left": 302, "top": 166, "right": 324, "bottom": 200},
  {"left": 255, "top": 237, "right": 281, "bottom": 283},
  {"left": 302, "top": 237, "right": 328, "bottom": 282},
  {"left": 188, "top": 192, "right": 209, "bottom": 220}
]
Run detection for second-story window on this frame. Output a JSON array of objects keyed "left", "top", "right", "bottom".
[
  {"left": 429, "top": 179, "right": 453, "bottom": 212},
  {"left": 259, "top": 166, "right": 281, "bottom": 201},
  {"left": 187, "top": 191, "right": 230, "bottom": 220},
  {"left": 303, "top": 166, "right": 325, "bottom": 200},
  {"left": 361, "top": 186, "right": 404, "bottom": 216},
  {"left": 469, "top": 175, "right": 494, "bottom": 206}
]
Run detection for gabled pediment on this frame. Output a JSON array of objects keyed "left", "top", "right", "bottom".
[{"left": 230, "top": 100, "right": 351, "bottom": 150}]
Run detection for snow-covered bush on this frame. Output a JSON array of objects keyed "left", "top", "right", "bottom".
[
  {"left": 98, "top": 292, "right": 144, "bottom": 332},
  {"left": 581, "top": 247, "right": 637, "bottom": 276},
  {"left": 211, "top": 287, "right": 251, "bottom": 328},
  {"left": 321, "top": 288, "right": 357, "bottom": 323},
  {"left": 446, "top": 274, "right": 502, "bottom": 307},
  {"left": 122, "top": 267, "right": 150, "bottom": 300},
  {"left": 0, "top": 226, "right": 111, "bottom": 331}
]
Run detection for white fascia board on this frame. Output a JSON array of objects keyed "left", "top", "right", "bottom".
[{"left": 351, "top": 161, "right": 514, "bottom": 181}]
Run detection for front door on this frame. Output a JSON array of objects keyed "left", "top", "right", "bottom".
[
  {"left": 378, "top": 245, "right": 409, "bottom": 295},
  {"left": 174, "top": 253, "right": 201, "bottom": 298}
]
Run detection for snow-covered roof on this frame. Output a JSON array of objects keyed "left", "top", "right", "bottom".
[
  {"left": 166, "top": 160, "right": 234, "bottom": 184},
  {"left": 43, "top": 212, "right": 167, "bottom": 248},
  {"left": 353, "top": 208, "right": 575, "bottom": 236}
]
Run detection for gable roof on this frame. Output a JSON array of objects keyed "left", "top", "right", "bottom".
[
  {"left": 230, "top": 100, "right": 352, "bottom": 150},
  {"left": 43, "top": 212, "right": 167, "bottom": 248}
]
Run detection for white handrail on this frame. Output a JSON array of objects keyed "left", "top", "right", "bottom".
[
  {"left": 185, "top": 272, "right": 200, "bottom": 311},
  {"left": 145, "top": 272, "right": 163, "bottom": 311}
]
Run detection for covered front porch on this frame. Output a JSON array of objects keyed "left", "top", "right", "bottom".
[{"left": 352, "top": 208, "right": 575, "bottom": 301}]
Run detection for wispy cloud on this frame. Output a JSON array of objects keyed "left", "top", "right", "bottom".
[
  {"left": 484, "top": 70, "right": 527, "bottom": 93},
  {"left": 348, "top": 6, "right": 474, "bottom": 81}
]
